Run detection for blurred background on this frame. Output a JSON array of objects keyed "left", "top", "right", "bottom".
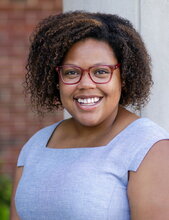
[
  {"left": 1, "top": 0, "right": 169, "bottom": 219},
  {"left": 0, "top": 0, "right": 63, "bottom": 218}
]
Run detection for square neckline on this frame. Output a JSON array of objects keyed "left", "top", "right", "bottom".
[{"left": 44, "top": 117, "right": 148, "bottom": 151}]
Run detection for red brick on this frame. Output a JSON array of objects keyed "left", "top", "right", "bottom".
[{"left": 0, "top": 0, "right": 63, "bottom": 177}]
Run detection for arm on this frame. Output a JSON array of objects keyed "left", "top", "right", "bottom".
[
  {"left": 10, "top": 167, "right": 23, "bottom": 220},
  {"left": 128, "top": 140, "right": 169, "bottom": 220}
]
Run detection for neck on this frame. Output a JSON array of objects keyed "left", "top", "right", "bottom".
[{"left": 70, "top": 105, "right": 122, "bottom": 138}]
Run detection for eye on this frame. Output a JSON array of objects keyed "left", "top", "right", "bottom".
[
  {"left": 62, "top": 68, "right": 81, "bottom": 79},
  {"left": 95, "top": 69, "right": 109, "bottom": 74},
  {"left": 64, "top": 70, "right": 79, "bottom": 75},
  {"left": 93, "top": 67, "right": 111, "bottom": 78}
]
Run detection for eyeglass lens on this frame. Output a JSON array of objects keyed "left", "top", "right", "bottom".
[{"left": 60, "top": 65, "right": 113, "bottom": 83}]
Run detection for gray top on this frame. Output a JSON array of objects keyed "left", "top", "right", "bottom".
[{"left": 15, "top": 118, "right": 169, "bottom": 220}]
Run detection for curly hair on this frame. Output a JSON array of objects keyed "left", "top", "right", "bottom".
[{"left": 25, "top": 11, "right": 153, "bottom": 113}]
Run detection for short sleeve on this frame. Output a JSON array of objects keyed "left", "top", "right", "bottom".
[
  {"left": 128, "top": 140, "right": 158, "bottom": 171},
  {"left": 16, "top": 121, "right": 60, "bottom": 167},
  {"left": 17, "top": 128, "right": 44, "bottom": 167},
  {"left": 128, "top": 136, "right": 169, "bottom": 172},
  {"left": 17, "top": 136, "right": 35, "bottom": 167}
]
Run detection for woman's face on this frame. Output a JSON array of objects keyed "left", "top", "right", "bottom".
[{"left": 59, "top": 38, "right": 122, "bottom": 127}]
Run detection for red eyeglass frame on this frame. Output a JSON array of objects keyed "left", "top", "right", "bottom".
[{"left": 56, "top": 63, "right": 121, "bottom": 85}]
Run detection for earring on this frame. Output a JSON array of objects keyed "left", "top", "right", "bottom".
[{"left": 56, "top": 84, "right": 59, "bottom": 89}]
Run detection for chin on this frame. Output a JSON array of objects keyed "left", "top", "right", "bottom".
[{"left": 76, "top": 117, "right": 102, "bottom": 127}]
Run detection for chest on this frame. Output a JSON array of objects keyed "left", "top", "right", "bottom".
[{"left": 15, "top": 147, "right": 130, "bottom": 220}]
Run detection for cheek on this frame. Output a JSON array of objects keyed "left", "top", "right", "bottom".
[
  {"left": 59, "top": 89, "right": 67, "bottom": 105},
  {"left": 59, "top": 85, "right": 66, "bottom": 105},
  {"left": 105, "top": 79, "right": 122, "bottom": 97},
  {"left": 111, "top": 74, "right": 122, "bottom": 95},
  {"left": 59, "top": 84, "right": 74, "bottom": 104}
]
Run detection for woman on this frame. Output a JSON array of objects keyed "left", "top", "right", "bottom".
[{"left": 10, "top": 11, "right": 169, "bottom": 220}]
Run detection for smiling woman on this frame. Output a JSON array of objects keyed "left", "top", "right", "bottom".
[
  {"left": 10, "top": 11, "right": 169, "bottom": 220},
  {"left": 58, "top": 39, "right": 121, "bottom": 127}
]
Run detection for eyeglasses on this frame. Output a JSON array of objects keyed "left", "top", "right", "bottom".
[{"left": 56, "top": 64, "right": 120, "bottom": 85}]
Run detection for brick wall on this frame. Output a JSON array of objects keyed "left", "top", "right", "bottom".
[{"left": 0, "top": 0, "right": 63, "bottom": 177}]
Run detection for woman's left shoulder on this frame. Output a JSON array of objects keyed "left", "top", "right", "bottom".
[
  {"left": 128, "top": 139, "right": 169, "bottom": 219},
  {"left": 138, "top": 139, "right": 169, "bottom": 173}
]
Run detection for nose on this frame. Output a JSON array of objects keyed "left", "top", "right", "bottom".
[{"left": 77, "top": 71, "right": 96, "bottom": 89}]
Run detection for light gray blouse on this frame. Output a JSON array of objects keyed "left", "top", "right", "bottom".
[{"left": 15, "top": 118, "right": 169, "bottom": 220}]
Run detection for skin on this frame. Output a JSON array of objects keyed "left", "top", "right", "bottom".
[
  {"left": 50, "top": 38, "right": 138, "bottom": 148},
  {"left": 10, "top": 167, "right": 22, "bottom": 220},
  {"left": 10, "top": 38, "right": 169, "bottom": 219},
  {"left": 128, "top": 140, "right": 169, "bottom": 220},
  {"left": 59, "top": 38, "right": 122, "bottom": 128}
]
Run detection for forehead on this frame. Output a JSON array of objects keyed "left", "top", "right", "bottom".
[{"left": 63, "top": 38, "right": 118, "bottom": 66}]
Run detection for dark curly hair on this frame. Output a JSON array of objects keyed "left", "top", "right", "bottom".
[{"left": 25, "top": 10, "right": 153, "bottom": 113}]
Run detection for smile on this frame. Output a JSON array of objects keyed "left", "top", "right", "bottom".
[{"left": 75, "top": 97, "right": 102, "bottom": 105}]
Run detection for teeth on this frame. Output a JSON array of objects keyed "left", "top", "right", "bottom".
[
  {"left": 94, "top": 97, "right": 98, "bottom": 102},
  {"left": 77, "top": 97, "right": 100, "bottom": 105}
]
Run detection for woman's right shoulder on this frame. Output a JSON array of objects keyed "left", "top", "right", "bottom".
[
  {"left": 16, "top": 121, "right": 63, "bottom": 167},
  {"left": 26, "top": 120, "right": 62, "bottom": 145}
]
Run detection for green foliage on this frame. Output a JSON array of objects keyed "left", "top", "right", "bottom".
[{"left": 0, "top": 173, "right": 12, "bottom": 220}]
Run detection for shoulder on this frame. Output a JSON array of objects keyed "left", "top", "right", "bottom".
[
  {"left": 135, "top": 139, "right": 169, "bottom": 179},
  {"left": 127, "top": 118, "right": 169, "bottom": 171},
  {"left": 129, "top": 139, "right": 169, "bottom": 178},
  {"left": 26, "top": 120, "right": 62, "bottom": 145},
  {"left": 128, "top": 140, "right": 169, "bottom": 219},
  {"left": 21, "top": 120, "right": 62, "bottom": 153},
  {"left": 131, "top": 117, "right": 169, "bottom": 138},
  {"left": 16, "top": 121, "right": 62, "bottom": 166}
]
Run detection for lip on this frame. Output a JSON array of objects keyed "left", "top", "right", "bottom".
[
  {"left": 73, "top": 95, "right": 103, "bottom": 111},
  {"left": 74, "top": 95, "right": 103, "bottom": 99}
]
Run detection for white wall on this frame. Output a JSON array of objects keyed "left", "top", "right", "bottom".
[
  {"left": 140, "top": 0, "right": 169, "bottom": 130},
  {"left": 63, "top": 0, "right": 169, "bottom": 131},
  {"left": 63, "top": 0, "right": 140, "bottom": 29}
]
